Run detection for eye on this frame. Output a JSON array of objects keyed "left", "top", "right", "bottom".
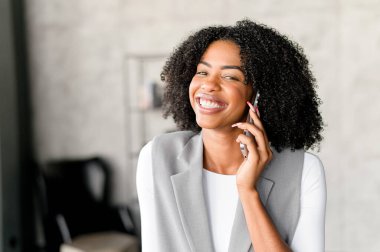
[
  {"left": 196, "top": 71, "right": 207, "bottom": 76},
  {"left": 222, "top": 75, "right": 240, "bottom": 81}
]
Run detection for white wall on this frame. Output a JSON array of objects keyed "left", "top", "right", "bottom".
[{"left": 26, "top": 0, "right": 380, "bottom": 251}]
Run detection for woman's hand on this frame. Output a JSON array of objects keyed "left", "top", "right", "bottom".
[
  {"left": 233, "top": 103, "right": 291, "bottom": 252},
  {"left": 232, "top": 101, "right": 273, "bottom": 191}
]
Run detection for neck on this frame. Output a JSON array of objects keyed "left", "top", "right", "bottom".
[{"left": 202, "top": 127, "right": 245, "bottom": 175}]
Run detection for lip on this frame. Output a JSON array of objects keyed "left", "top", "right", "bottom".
[{"left": 194, "top": 93, "right": 228, "bottom": 114}]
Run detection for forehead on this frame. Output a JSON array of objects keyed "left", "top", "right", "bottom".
[{"left": 200, "top": 40, "right": 242, "bottom": 66}]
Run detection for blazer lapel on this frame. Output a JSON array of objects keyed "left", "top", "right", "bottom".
[
  {"left": 171, "top": 133, "right": 215, "bottom": 252},
  {"left": 228, "top": 176, "right": 274, "bottom": 252},
  {"left": 171, "top": 132, "right": 275, "bottom": 252}
]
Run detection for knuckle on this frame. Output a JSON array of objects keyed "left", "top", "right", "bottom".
[
  {"left": 258, "top": 130, "right": 265, "bottom": 137},
  {"left": 251, "top": 156, "right": 260, "bottom": 164},
  {"left": 247, "top": 138, "right": 255, "bottom": 144}
]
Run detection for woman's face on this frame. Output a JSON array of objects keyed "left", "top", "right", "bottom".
[{"left": 189, "top": 40, "right": 253, "bottom": 130}]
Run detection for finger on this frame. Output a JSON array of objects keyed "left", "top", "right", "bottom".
[
  {"left": 232, "top": 122, "right": 268, "bottom": 152},
  {"left": 237, "top": 130, "right": 273, "bottom": 168},
  {"left": 234, "top": 122, "right": 272, "bottom": 164},
  {"left": 246, "top": 101, "right": 271, "bottom": 146},
  {"left": 236, "top": 134, "right": 259, "bottom": 162},
  {"left": 236, "top": 133, "right": 272, "bottom": 166},
  {"left": 246, "top": 101, "right": 265, "bottom": 131}
]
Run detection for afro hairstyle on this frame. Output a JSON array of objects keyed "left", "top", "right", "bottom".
[{"left": 161, "top": 19, "right": 324, "bottom": 152}]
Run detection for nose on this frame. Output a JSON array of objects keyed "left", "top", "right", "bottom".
[{"left": 201, "top": 75, "right": 220, "bottom": 92}]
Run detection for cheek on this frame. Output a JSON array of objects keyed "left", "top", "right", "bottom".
[
  {"left": 243, "top": 86, "right": 253, "bottom": 102},
  {"left": 188, "top": 80, "right": 198, "bottom": 108},
  {"left": 235, "top": 89, "right": 251, "bottom": 103},
  {"left": 233, "top": 87, "right": 252, "bottom": 113}
]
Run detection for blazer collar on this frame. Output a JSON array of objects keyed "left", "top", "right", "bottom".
[{"left": 171, "top": 132, "right": 274, "bottom": 252}]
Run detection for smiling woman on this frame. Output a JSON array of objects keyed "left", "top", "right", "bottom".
[
  {"left": 189, "top": 40, "right": 253, "bottom": 130},
  {"left": 136, "top": 19, "right": 326, "bottom": 252}
]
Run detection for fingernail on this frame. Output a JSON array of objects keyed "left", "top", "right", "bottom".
[
  {"left": 232, "top": 122, "right": 242, "bottom": 127},
  {"left": 255, "top": 106, "right": 260, "bottom": 116},
  {"left": 246, "top": 101, "right": 255, "bottom": 112}
]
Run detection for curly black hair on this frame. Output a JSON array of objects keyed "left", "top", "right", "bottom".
[{"left": 161, "top": 19, "right": 323, "bottom": 152}]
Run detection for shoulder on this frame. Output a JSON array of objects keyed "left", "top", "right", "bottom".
[
  {"left": 302, "top": 152, "right": 326, "bottom": 194},
  {"left": 136, "top": 140, "right": 154, "bottom": 195},
  {"left": 137, "top": 130, "right": 196, "bottom": 164},
  {"left": 153, "top": 130, "right": 197, "bottom": 143},
  {"left": 265, "top": 148, "right": 305, "bottom": 179},
  {"left": 303, "top": 152, "right": 325, "bottom": 181},
  {"left": 138, "top": 140, "right": 153, "bottom": 160},
  {"left": 152, "top": 130, "right": 198, "bottom": 151}
]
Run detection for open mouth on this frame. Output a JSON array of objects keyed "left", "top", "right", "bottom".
[
  {"left": 195, "top": 94, "right": 227, "bottom": 111},
  {"left": 197, "top": 97, "right": 227, "bottom": 109}
]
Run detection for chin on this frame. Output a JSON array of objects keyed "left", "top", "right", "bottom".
[
  {"left": 195, "top": 119, "right": 215, "bottom": 129},
  {"left": 195, "top": 118, "right": 230, "bottom": 130}
]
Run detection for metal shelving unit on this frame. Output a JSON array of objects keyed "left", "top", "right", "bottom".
[{"left": 123, "top": 53, "right": 176, "bottom": 174}]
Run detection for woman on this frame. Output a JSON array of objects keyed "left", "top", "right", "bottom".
[{"left": 136, "top": 19, "right": 326, "bottom": 252}]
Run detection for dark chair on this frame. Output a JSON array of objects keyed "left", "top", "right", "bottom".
[{"left": 38, "top": 157, "right": 140, "bottom": 252}]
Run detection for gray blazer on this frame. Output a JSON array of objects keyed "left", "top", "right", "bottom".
[{"left": 150, "top": 131, "right": 304, "bottom": 252}]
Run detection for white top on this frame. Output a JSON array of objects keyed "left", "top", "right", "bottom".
[
  {"left": 136, "top": 141, "right": 326, "bottom": 252},
  {"left": 202, "top": 169, "right": 238, "bottom": 251}
]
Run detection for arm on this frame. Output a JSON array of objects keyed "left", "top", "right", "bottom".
[
  {"left": 238, "top": 154, "right": 327, "bottom": 252},
  {"left": 233, "top": 102, "right": 291, "bottom": 251},
  {"left": 290, "top": 153, "right": 326, "bottom": 252},
  {"left": 136, "top": 141, "right": 158, "bottom": 252},
  {"left": 238, "top": 188, "right": 291, "bottom": 251}
]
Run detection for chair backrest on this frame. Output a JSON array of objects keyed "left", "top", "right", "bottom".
[
  {"left": 42, "top": 157, "right": 114, "bottom": 236},
  {"left": 43, "top": 157, "right": 111, "bottom": 213},
  {"left": 37, "top": 157, "right": 139, "bottom": 252}
]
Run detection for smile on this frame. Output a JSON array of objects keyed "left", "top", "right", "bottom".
[
  {"left": 199, "top": 98, "right": 226, "bottom": 109},
  {"left": 195, "top": 94, "right": 227, "bottom": 113}
]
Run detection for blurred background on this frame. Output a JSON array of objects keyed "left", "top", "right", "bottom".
[{"left": 1, "top": 0, "right": 380, "bottom": 251}]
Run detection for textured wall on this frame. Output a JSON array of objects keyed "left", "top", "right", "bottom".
[{"left": 26, "top": 0, "right": 380, "bottom": 251}]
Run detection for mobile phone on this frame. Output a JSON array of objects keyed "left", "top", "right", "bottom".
[{"left": 240, "top": 91, "right": 260, "bottom": 158}]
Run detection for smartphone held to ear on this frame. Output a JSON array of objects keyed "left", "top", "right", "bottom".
[{"left": 240, "top": 91, "right": 260, "bottom": 158}]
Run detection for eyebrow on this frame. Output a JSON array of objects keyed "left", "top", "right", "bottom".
[{"left": 199, "top": 60, "right": 244, "bottom": 73}]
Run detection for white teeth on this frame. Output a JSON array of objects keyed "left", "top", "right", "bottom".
[{"left": 199, "top": 98, "right": 225, "bottom": 109}]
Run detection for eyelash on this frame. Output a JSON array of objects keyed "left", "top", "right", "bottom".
[
  {"left": 223, "top": 75, "right": 239, "bottom": 81},
  {"left": 196, "top": 71, "right": 240, "bottom": 81},
  {"left": 196, "top": 71, "right": 207, "bottom": 76}
]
